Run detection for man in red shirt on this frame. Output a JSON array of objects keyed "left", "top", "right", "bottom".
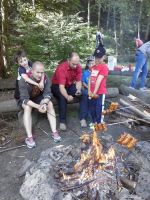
[{"left": 51, "top": 52, "right": 82, "bottom": 130}]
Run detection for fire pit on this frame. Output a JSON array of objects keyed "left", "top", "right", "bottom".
[{"left": 20, "top": 131, "right": 150, "bottom": 200}]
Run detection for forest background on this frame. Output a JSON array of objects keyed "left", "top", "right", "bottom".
[{"left": 0, "top": 0, "right": 150, "bottom": 78}]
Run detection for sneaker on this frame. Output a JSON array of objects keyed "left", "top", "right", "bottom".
[
  {"left": 129, "top": 86, "right": 135, "bottom": 89},
  {"left": 139, "top": 87, "right": 149, "bottom": 91},
  {"left": 52, "top": 131, "right": 62, "bottom": 142},
  {"left": 89, "top": 123, "right": 94, "bottom": 130},
  {"left": 60, "top": 123, "right": 67, "bottom": 131},
  {"left": 25, "top": 137, "right": 36, "bottom": 148},
  {"left": 80, "top": 119, "right": 87, "bottom": 128}
]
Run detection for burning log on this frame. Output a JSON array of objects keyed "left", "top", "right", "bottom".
[
  {"left": 60, "top": 177, "right": 100, "bottom": 191},
  {"left": 120, "top": 177, "right": 137, "bottom": 190}
]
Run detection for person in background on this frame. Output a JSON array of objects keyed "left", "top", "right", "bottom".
[
  {"left": 135, "top": 38, "right": 143, "bottom": 48},
  {"left": 130, "top": 40, "right": 150, "bottom": 90},
  {"left": 18, "top": 61, "right": 61, "bottom": 148},
  {"left": 88, "top": 43, "right": 109, "bottom": 126},
  {"left": 14, "top": 51, "right": 44, "bottom": 99},
  {"left": 51, "top": 52, "right": 82, "bottom": 131},
  {"left": 80, "top": 56, "right": 95, "bottom": 127}
]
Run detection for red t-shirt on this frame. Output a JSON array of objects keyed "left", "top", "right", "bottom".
[
  {"left": 52, "top": 61, "right": 82, "bottom": 87},
  {"left": 90, "top": 63, "right": 108, "bottom": 94}
]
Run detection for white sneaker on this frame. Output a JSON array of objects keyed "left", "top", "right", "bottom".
[
  {"left": 80, "top": 119, "right": 87, "bottom": 128},
  {"left": 129, "top": 86, "right": 135, "bottom": 89},
  {"left": 89, "top": 123, "right": 94, "bottom": 130},
  {"left": 60, "top": 123, "right": 67, "bottom": 131},
  {"left": 52, "top": 131, "right": 62, "bottom": 143},
  {"left": 139, "top": 87, "right": 149, "bottom": 91},
  {"left": 25, "top": 137, "right": 36, "bottom": 148}
]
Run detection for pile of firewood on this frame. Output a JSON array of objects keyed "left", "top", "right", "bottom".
[{"left": 118, "top": 96, "right": 150, "bottom": 125}]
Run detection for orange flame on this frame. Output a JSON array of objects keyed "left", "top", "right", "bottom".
[{"left": 63, "top": 131, "right": 116, "bottom": 182}]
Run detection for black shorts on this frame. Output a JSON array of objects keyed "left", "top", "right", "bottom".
[{"left": 17, "top": 95, "right": 44, "bottom": 108}]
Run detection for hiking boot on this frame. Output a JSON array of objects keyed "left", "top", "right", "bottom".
[
  {"left": 80, "top": 119, "right": 87, "bottom": 128},
  {"left": 60, "top": 123, "right": 67, "bottom": 131},
  {"left": 52, "top": 131, "right": 62, "bottom": 142},
  {"left": 25, "top": 137, "right": 36, "bottom": 148}
]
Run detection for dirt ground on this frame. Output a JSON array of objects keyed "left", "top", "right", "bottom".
[{"left": 0, "top": 100, "right": 150, "bottom": 200}]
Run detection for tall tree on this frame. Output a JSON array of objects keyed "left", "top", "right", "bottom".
[
  {"left": 0, "top": 0, "right": 9, "bottom": 78},
  {"left": 137, "top": 0, "right": 143, "bottom": 38},
  {"left": 87, "top": 0, "right": 91, "bottom": 40},
  {"left": 97, "top": 0, "right": 101, "bottom": 31}
]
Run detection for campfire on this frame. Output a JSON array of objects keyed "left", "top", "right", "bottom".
[
  {"left": 20, "top": 131, "right": 150, "bottom": 200},
  {"left": 53, "top": 131, "right": 136, "bottom": 199}
]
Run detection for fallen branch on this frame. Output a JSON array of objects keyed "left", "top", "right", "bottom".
[
  {"left": 119, "top": 98, "right": 150, "bottom": 121},
  {"left": 116, "top": 111, "right": 150, "bottom": 125},
  {"left": 0, "top": 144, "right": 26, "bottom": 154},
  {"left": 119, "top": 85, "right": 150, "bottom": 104}
]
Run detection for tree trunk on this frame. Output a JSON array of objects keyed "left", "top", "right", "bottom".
[
  {"left": 0, "top": 0, "right": 9, "bottom": 78},
  {"left": 119, "top": 84, "right": 150, "bottom": 104},
  {"left": 106, "top": 7, "right": 110, "bottom": 31},
  {"left": 137, "top": 0, "right": 143, "bottom": 38},
  {"left": 119, "top": 11, "right": 123, "bottom": 54},
  {"left": 113, "top": 5, "right": 118, "bottom": 56},
  {"left": 32, "top": 0, "right": 35, "bottom": 9},
  {"left": 145, "top": 16, "right": 150, "bottom": 41},
  {"left": 97, "top": 2, "right": 101, "bottom": 31},
  {"left": 87, "top": 0, "right": 90, "bottom": 41}
]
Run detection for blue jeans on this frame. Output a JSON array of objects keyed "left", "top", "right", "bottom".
[
  {"left": 80, "top": 89, "right": 89, "bottom": 120},
  {"left": 51, "top": 84, "right": 77, "bottom": 123},
  {"left": 130, "top": 50, "right": 148, "bottom": 88},
  {"left": 89, "top": 94, "right": 105, "bottom": 124}
]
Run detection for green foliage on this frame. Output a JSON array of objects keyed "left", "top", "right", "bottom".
[
  {"left": 2, "top": 0, "right": 150, "bottom": 77},
  {"left": 10, "top": 9, "right": 97, "bottom": 70}
]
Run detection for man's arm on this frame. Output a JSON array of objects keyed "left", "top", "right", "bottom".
[
  {"left": 59, "top": 85, "right": 73, "bottom": 101},
  {"left": 41, "top": 75, "right": 51, "bottom": 104},
  {"left": 75, "top": 81, "right": 82, "bottom": 93},
  {"left": 18, "top": 79, "right": 40, "bottom": 109},
  {"left": 75, "top": 65, "right": 82, "bottom": 93}
]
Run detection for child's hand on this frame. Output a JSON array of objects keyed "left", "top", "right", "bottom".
[
  {"left": 38, "top": 82, "right": 44, "bottom": 91},
  {"left": 38, "top": 104, "right": 47, "bottom": 113},
  {"left": 88, "top": 93, "right": 99, "bottom": 99}
]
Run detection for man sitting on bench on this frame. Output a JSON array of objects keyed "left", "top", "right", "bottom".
[
  {"left": 51, "top": 52, "right": 82, "bottom": 131},
  {"left": 18, "top": 61, "right": 61, "bottom": 148}
]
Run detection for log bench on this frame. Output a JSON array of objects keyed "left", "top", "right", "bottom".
[{"left": 0, "top": 88, "right": 119, "bottom": 113}]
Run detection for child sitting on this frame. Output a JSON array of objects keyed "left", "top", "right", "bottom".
[
  {"left": 88, "top": 43, "right": 109, "bottom": 127},
  {"left": 14, "top": 51, "right": 44, "bottom": 99},
  {"left": 80, "top": 56, "right": 95, "bottom": 127}
]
